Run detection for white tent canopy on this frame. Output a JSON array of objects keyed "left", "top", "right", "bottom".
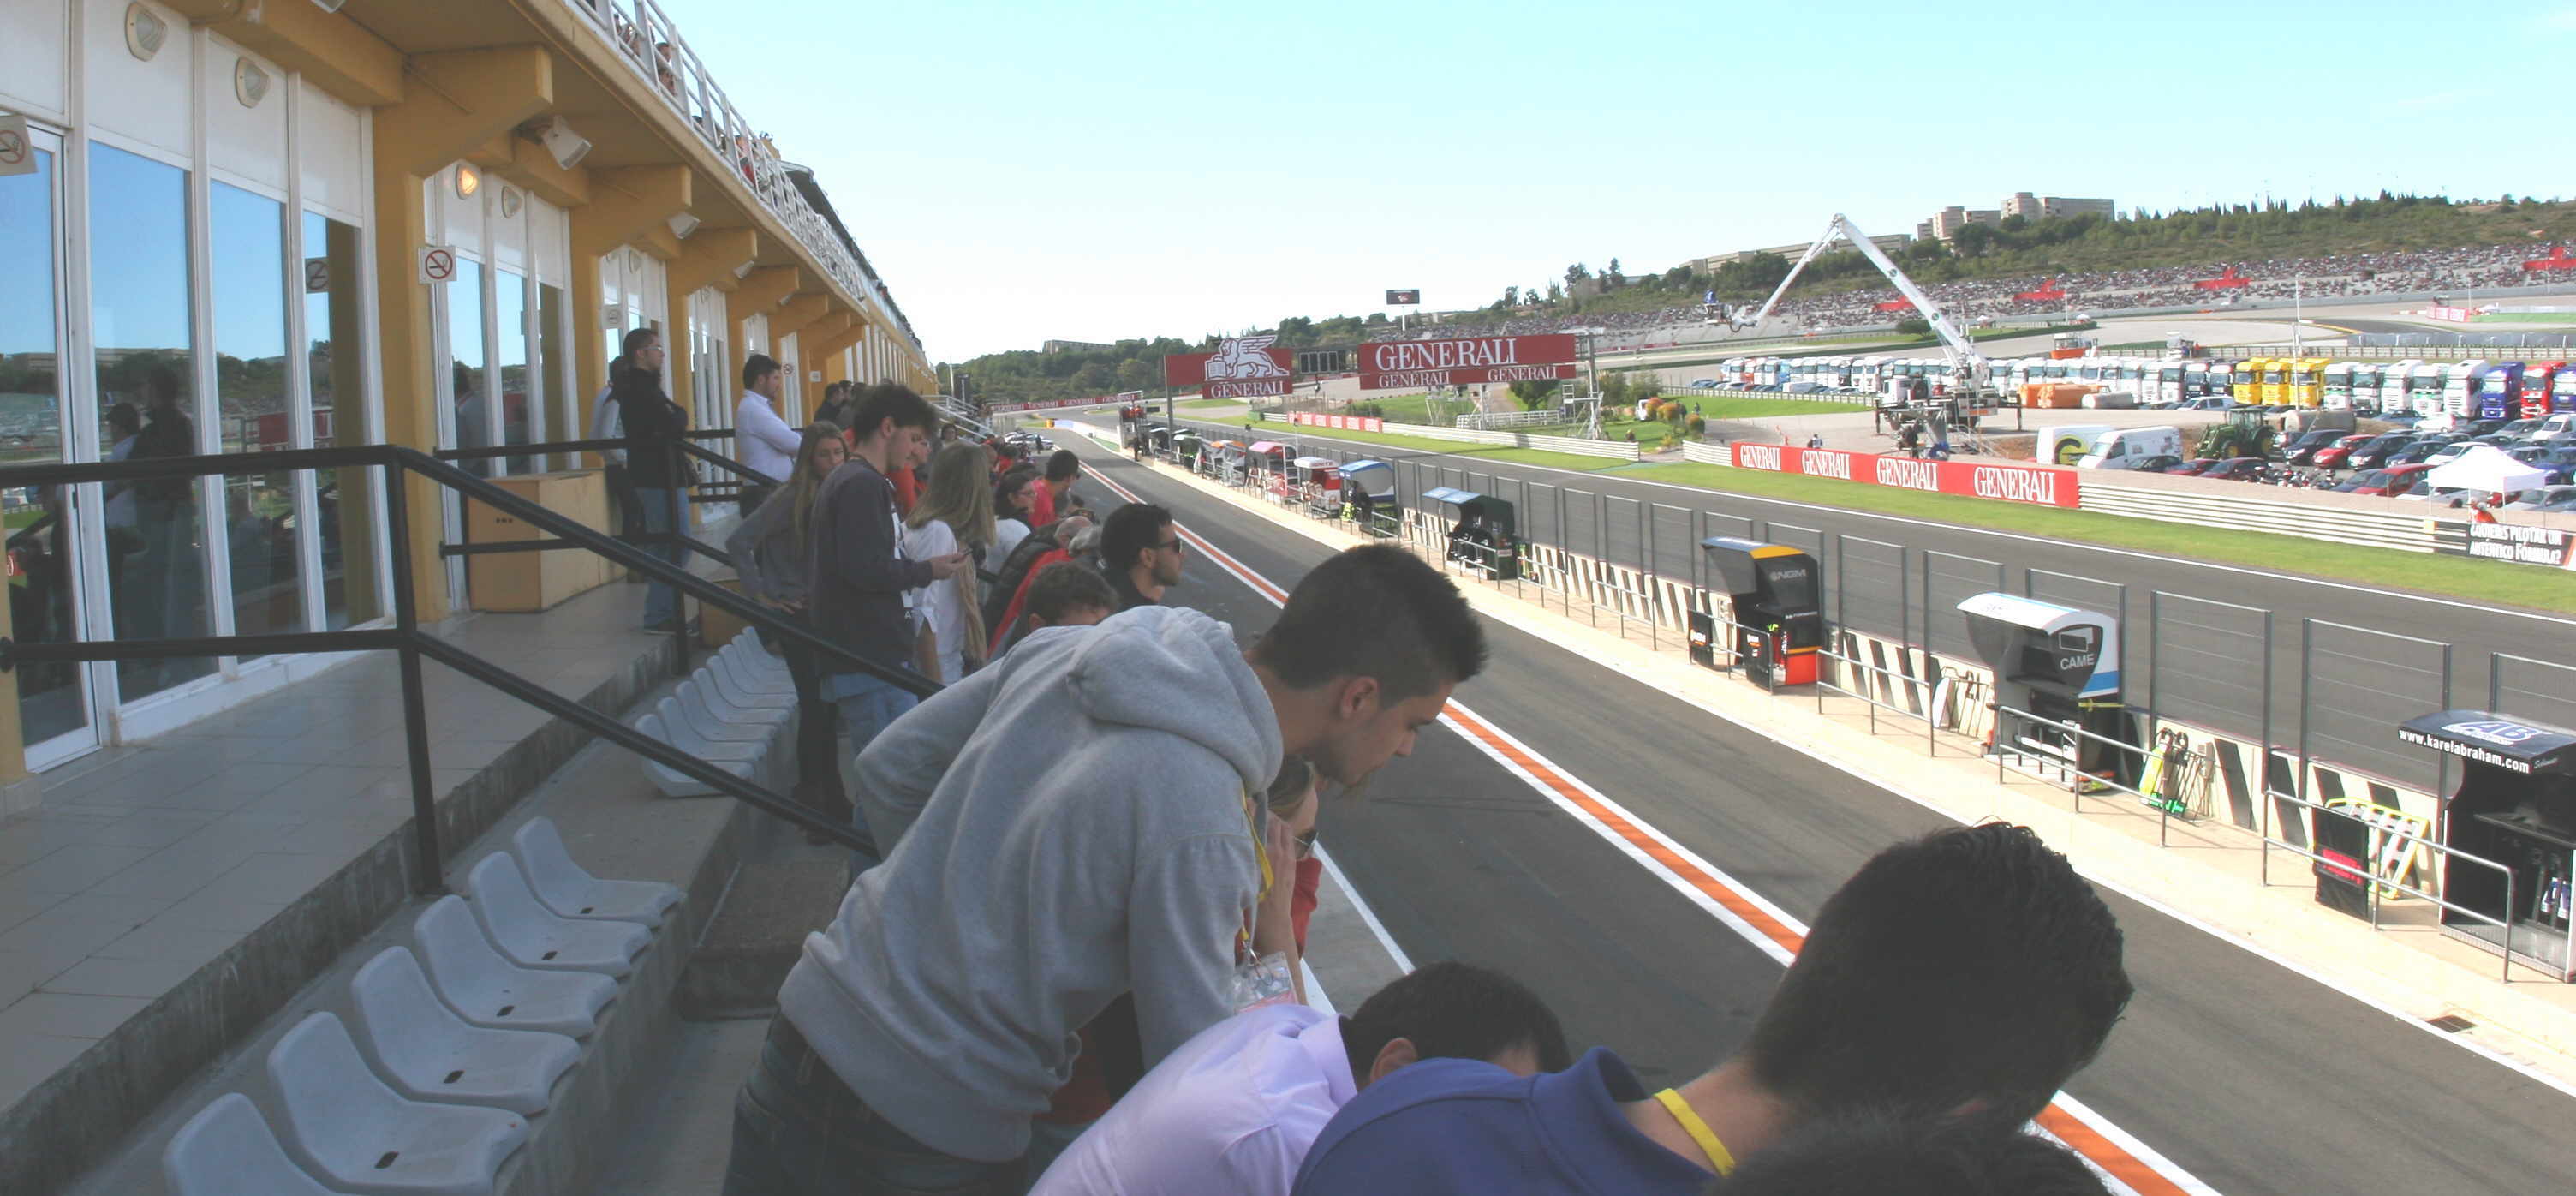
[{"left": 2424, "top": 446, "right": 2548, "bottom": 494}]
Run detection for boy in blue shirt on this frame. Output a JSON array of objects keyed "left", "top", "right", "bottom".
[{"left": 1293, "top": 823, "right": 2133, "bottom": 1193}]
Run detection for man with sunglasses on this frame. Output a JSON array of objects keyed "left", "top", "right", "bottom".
[{"left": 1098, "top": 502, "right": 1182, "bottom": 612}]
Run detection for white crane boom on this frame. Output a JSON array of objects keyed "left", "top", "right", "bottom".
[{"left": 1739, "top": 213, "right": 1989, "bottom": 390}]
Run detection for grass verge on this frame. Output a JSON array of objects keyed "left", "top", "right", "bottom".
[{"left": 1625, "top": 463, "right": 2576, "bottom": 614}]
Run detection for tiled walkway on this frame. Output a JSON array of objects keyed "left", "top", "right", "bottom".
[{"left": 0, "top": 575, "right": 683, "bottom": 1109}]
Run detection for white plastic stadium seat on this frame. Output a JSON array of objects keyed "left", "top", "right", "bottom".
[
  {"left": 164, "top": 1092, "right": 353, "bottom": 1196},
  {"left": 511, "top": 818, "right": 682, "bottom": 926},
  {"left": 461, "top": 852, "right": 650, "bottom": 977},
  {"left": 633, "top": 713, "right": 754, "bottom": 798},
  {"left": 721, "top": 637, "right": 791, "bottom": 681},
  {"left": 265, "top": 1013, "right": 528, "bottom": 1196},
  {"left": 681, "top": 675, "right": 787, "bottom": 730},
  {"left": 659, "top": 692, "right": 769, "bottom": 745},
  {"left": 350, "top": 948, "right": 580, "bottom": 1115},
  {"left": 711, "top": 648, "right": 796, "bottom": 697},
  {"left": 411, "top": 897, "right": 616, "bottom": 1038}
]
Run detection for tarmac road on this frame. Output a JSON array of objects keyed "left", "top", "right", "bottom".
[
  {"left": 1160, "top": 416, "right": 2574, "bottom": 801},
  {"left": 1065, "top": 441, "right": 2576, "bottom": 1196}
]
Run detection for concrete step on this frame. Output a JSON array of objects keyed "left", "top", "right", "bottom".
[{"left": 675, "top": 851, "right": 850, "bottom": 1021}]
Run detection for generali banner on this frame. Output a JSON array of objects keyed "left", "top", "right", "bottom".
[
  {"left": 1732, "top": 443, "right": 2079, "bottom": 508},
  {"left": 1165, "top": 336, "right": 1296, "bottom": 400},
  {"left": 1357, "top": 333, "right": 1578, "bottom": 390},
  {"left": 1289, "top": 411, "right": 1386, "bottom": 433}
]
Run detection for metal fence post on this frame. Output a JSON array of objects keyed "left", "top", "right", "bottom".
[
  {"left": 1640, "top": 503, "right": 1655, "bottom": 649},
  {"left": 2440, "top": 642, "right": 2455, "bottom": 801},
  {"left": 1834, "top": 534, "right": 1847, "bottom": 630},
  {"left": 1899, "top": 547, "right": 1911, "bottom": 653},
  {"left": 384, "top": 469, "right": 444, "bottom": 897},
  {"left": 2146, "top": 590, "right": 2160, "bottom": 729},
  {"left": 2261, "top": 609, "right": 2275, "bottom": 852},
  {"left": 2298, "top": 619, "right": 2312, "bottom": 805},
  {"left": 2489, "top": 650, "right": 2501, "bottom": 714},
  {"left": 1918, "top": 550, "right": 1932, "bottom": 652}
]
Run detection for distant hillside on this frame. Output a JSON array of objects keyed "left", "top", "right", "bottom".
[{"left": 945, "top": 194, "right": 2575, "bottom": 407}]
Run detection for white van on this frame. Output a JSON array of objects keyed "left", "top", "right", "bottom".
[
  {"left": 2077, "top": 426, "right": 2185, "bottom": 469},
  {"left": 2535, "top": 413, "right": 2576, "bottom": 443}
]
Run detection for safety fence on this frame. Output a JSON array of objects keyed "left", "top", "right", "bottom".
[
  {"left": 1679, "top": 440, "right": 1733, "bottom": 466},
  {"left": 2079, "top": 482, "right": 2436, "bottom": 553},
  {"left": 2258, "top": 789, "right": 2549, "bottom": 981},
  {"left": 1453, "top": 410, "right": 1560, "bottom": 430}
]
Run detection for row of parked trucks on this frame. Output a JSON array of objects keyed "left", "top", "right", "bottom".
[{"left": 1708, "top": 355, "right": 2576, "bottom": 419}]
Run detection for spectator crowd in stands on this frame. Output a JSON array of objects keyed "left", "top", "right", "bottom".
[
  {"left": 1372, "top": 243, "right": 2555, "bottom": 349},
  {"left": 695, "top": 380, "right": 2139, "bottom": 1194}
]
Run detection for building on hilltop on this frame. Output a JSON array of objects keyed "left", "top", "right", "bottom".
[{"left": 1042, "top": 339, "right": 1115, "bottom": 354}]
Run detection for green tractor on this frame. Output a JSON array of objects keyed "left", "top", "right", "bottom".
[{"left": 2194, "top": 410, "right": 2278, "bottom": 460}]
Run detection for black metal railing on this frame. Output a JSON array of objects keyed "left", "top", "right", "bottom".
[{"left": 0, "top": 443, "right": 935, "bottom": 890}]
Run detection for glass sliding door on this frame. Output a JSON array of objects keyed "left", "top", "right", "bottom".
[
  {"left": 495, "top": 269, "right": 531, "bottom": 475},
  {"left": 447, "top": 259, "right": 491, "bottom": 476},
  {"left": 209, "top": 182, "right": 303, "bottom": 655},
  {"left": 89, "top": 141, "right": 212, "bottom": 702},
  {"left": 1, "top": 135, "right": 100, "bottom": 762}
]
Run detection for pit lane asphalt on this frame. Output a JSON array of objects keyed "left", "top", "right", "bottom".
[
  {"left": 1066, "top": 441, "right": 2576, "bottom": 1194},
  {"left": 1165, "top": 416, "right": 2573, "bottom": 798}
]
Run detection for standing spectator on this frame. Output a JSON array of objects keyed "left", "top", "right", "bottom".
[
  {"left": 614, "top": 330, "right": 692, "bottom": 633},
  {"left": 1098, "top": 503, "right": 1181, "bottom": 612},
  {"left": 1805, "top": 432, "right": 1825, "bottom": 449},
  {"left": 1291, "top": 823, "right": 2132, "bottom": 1193},
  {"left": 736, "top": 353, "right": 801, "bottom": 515},
  {"left": 993, "top": 465, "right": 1042, "bottom": 560},
  {"left": 901, "top": 442, "right": 996, "bottom": 685},
  {"left": 1031, "top": 963, "right": 1571, "bottom": 1196},
  {"left": 808, "top": 384, "right": 966, "bottom": 822},
  {"left": 591, "top": 330, "right": 651, "bottom": 542},
  {"left": 727, "top": 545, "right": 1487, "bottom": 1194},
  {"left": 1035, "top": 449, "right": 1083, "bottom": 524},
  {"left": 812, "top": 380, "right": 855, "bottom": 431},
  {"left": 724, "top": 422, "right": 850, "bottom": 828},
  {"left": 1020, "top": 559, "right": 1118, "bottom": 633}
]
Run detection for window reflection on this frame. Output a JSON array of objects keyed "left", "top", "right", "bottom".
[
  {"left": 450, "top": 258, "right": 489, "bottom": 475},
  {"left": 307, "top": 211, "right": 383, "bottom": 629},
  {"left": 537, "top": 281, "right": 566, "bottom": 474},
  {"left": 211, "top": 181, "right": 304, "bottom": 655},
  {"left": 496, "top": 269, "right": 531, "bottom": 474},
  {"left": 1, "top": 146, "right": 91, "bottom": 745},
  {"left": 90, "top": 142, "right": 212, "bottom": 699}
]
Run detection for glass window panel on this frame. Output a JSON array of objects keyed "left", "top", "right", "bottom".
[
  {"left": 1, "top": 146, "right": 92, "bottom": 745},
  {"left": 89, "top": 142, "right": 212, "bottom": 700},
  {"left": 307, "top": 211, "right": 384, "bottom": 629},
  {"left": 448, "top": 258, "right": 489, "bottom": 475},
  {"left": 210, "top": 181, "right": 303, "bottom": 654},
  {"left": 537, "top": 281, "right": 566, "bottom": 474},
  {"left": 495, "top": 269, "right": 530, "bottom": 474}
]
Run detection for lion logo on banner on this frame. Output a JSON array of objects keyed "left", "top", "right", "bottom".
[{"left": 1206, "top": 335, "right": 1289, "bottom": 380}]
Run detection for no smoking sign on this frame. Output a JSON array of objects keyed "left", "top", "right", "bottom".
[
  {"left": 417, "top": 244, "right": 458, "bottom": 285},
  {"left": 0, "top": 115, "right": 35, "bottom": 178}
]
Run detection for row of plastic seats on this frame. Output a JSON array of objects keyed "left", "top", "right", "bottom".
[
  {"left": 636, "top": 637, "right": 799, "bottom": 797},
  {"left": 161, "top": 820, "right": 683, "bottom": 1196}
]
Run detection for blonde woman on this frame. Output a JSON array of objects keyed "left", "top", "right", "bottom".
[{"left": 903, "top": 442, "right": 997, "bottom": 684}]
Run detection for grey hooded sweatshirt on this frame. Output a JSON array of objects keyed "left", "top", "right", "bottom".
[{"left": 777, "top": 604, "right": 1284, "bottom": 1163}]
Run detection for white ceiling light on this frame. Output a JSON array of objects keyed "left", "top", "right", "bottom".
[
  {"left": 498, "top": 187, "right": 523, "bottom": 219},
  {"left": 234, "top": 57, "right": 271, "bottom": 107},
  {"left": 454, "top": 163, "right": 480, "bottom": 200},
  {"left": 665, "top": 212, "right": 700, "bottom": 240},
  {"left": 125, "top": 3, "right": 169, "bottom": 61},
  {"left": 519, "top": 116, "right": 591, "bottom": 171}
]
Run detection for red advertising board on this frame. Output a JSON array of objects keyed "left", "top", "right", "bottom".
[
  {"left": 1357, "top": 333, "right": 1578, "bottom": 391},
  {"left": 2015, "top": 278, "right": 2067, "bottom": 302},
  {"left": 2523, "top": 245, "right": 2576, "bottom": 272},
  {"left": 1290, "top": 411, "right": 1385, "bottom": 433},
  {"left": 1165, "top": 336, "right": 1295, "bottom": 400},
  {"left": 1731, "top": 443, "right": 2078, "bottom": 508},
  {"left": 1874, "top": 298, "right": 1917, "bottom": 313},
  {"left": 2194, "top": 266, "right": 2251, "bottom": 290}
]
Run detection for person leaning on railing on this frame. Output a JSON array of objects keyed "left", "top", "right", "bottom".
[{"left": 726, "top": 422, "right": 852, "bottom": 834}]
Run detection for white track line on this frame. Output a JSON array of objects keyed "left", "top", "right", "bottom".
[{"left": 1085, "top": 460, "right": 2215, "bottom": 1195}]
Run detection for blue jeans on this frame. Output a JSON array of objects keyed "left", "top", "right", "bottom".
[
  {"left": 631, "top": 486, "right": 690, "bottom": 626},
  {"left": 825, "top": 667, "right": 921, "bottom": 866},
  {"left": 724, "top": 1017, "right": 1020, "bottom": 1196}
]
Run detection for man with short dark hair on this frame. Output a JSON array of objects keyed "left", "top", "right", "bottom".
[
  {"left": 1715, "top": 1109, "right": 2112, "bottom": 1196},
  {"left": 1292, "top": 822, "right": 2132, "bottom": 1193},
  {"left": 737, "top": 352, "right": 800, "bottom": 515},
  {"left": 728, "top": 544, "right": 1486, "bottom": 1194},
  {"left": 1023, "top": 559, "right": 1117, "bottom": 631},
  {"left": 808, "top": 384, "right": 966, "bottom": 812},
  {"left": 1033, "top": 448, "right": 1082, "bottom": 525},
  {"left": 1097, "top": 503, "right": 1179, "bottom": 611},
  {"left": 1032, "top": 962, "right": 1571, "bottom": 1196}
]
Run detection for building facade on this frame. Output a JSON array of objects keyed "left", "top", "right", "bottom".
[{"left": 0, "top": 0, "right": 934, "bottom": 782}]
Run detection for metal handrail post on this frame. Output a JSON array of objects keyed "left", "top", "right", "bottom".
[
  {"left": 385, "top": 472, "right": 444, "bottom": 896},
  {"left": 2261, "top": 608, "right": 2275, "bottom": 854},
  {"left": 2299, "top": 618, "right": 2313, "bottom": 805}
]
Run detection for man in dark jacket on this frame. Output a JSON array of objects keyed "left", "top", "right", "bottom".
[
  {"left": 1096, "top": 502, "right": 1179, "bottom": 612},
  {"left": 612, "top": 332, "right": 692, "bottom": 631},
  {"left": 809, "top": 384, "right": 965, "bottom": 843}
]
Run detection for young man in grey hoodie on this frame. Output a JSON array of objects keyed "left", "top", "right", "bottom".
[{"left": 724, "top": 544, "right": 1487, "bottom": 1195}]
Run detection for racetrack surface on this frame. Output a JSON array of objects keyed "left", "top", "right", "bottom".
[{"left": 1066, "top": 442, "right": 2576, "bottom": 1195}]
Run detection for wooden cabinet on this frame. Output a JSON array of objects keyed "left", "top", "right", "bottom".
[{"left": 466, "top": 471, "right": 612, "bottom": 613}]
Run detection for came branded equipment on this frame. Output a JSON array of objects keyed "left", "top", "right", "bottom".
[
  {"left": 2398, "top": 709, "right": 2576, "bottom": 980},
  {"left": 1696, "top": 538, "right": 1822, "bottom": 687},
  {"left": 1955, "top": 593, "right": 2129, "bottom": 785},
  {"left": 1422, "top": 487, "right": 1519, "bottom": 581}
]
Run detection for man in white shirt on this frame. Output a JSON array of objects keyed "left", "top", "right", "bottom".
[
  {"left": 736, "top": 352, "right": 802, "bottom": 515},
  {"left": 1030, "top": 962, "right": 1566, "bottom": 1196}
]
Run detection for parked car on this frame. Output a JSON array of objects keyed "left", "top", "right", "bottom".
[
  {"left": 2127, "top": 454, "right": 2185, "bottom": 472},
  {"left": 2281, "top": 429, "right": 2345, "bottom": 465},
  {"left": 2354, "top": 463, "right": 2439, "bottom": 496},
  {"left": 2386, "top": 437, "right": 2462, "bottom": 467},
  {"left": 2345, "top": 433, "right": 2418, "bottom": 470},
  {"left": 2310, "top": 434, "right": 2376, "bottom": 470},
  {"left": 2201, "top": 457, "right": 2271, "bottom": 481},
  {"left": 2333, "top": 468, "right": 2390, "bottom": 493},
  {"left": 2164, "top": 457, "right": 2223, "bottom": 475},
  {"left": 2505, "top": 485, "right": 2576, "bottom": 511}
]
